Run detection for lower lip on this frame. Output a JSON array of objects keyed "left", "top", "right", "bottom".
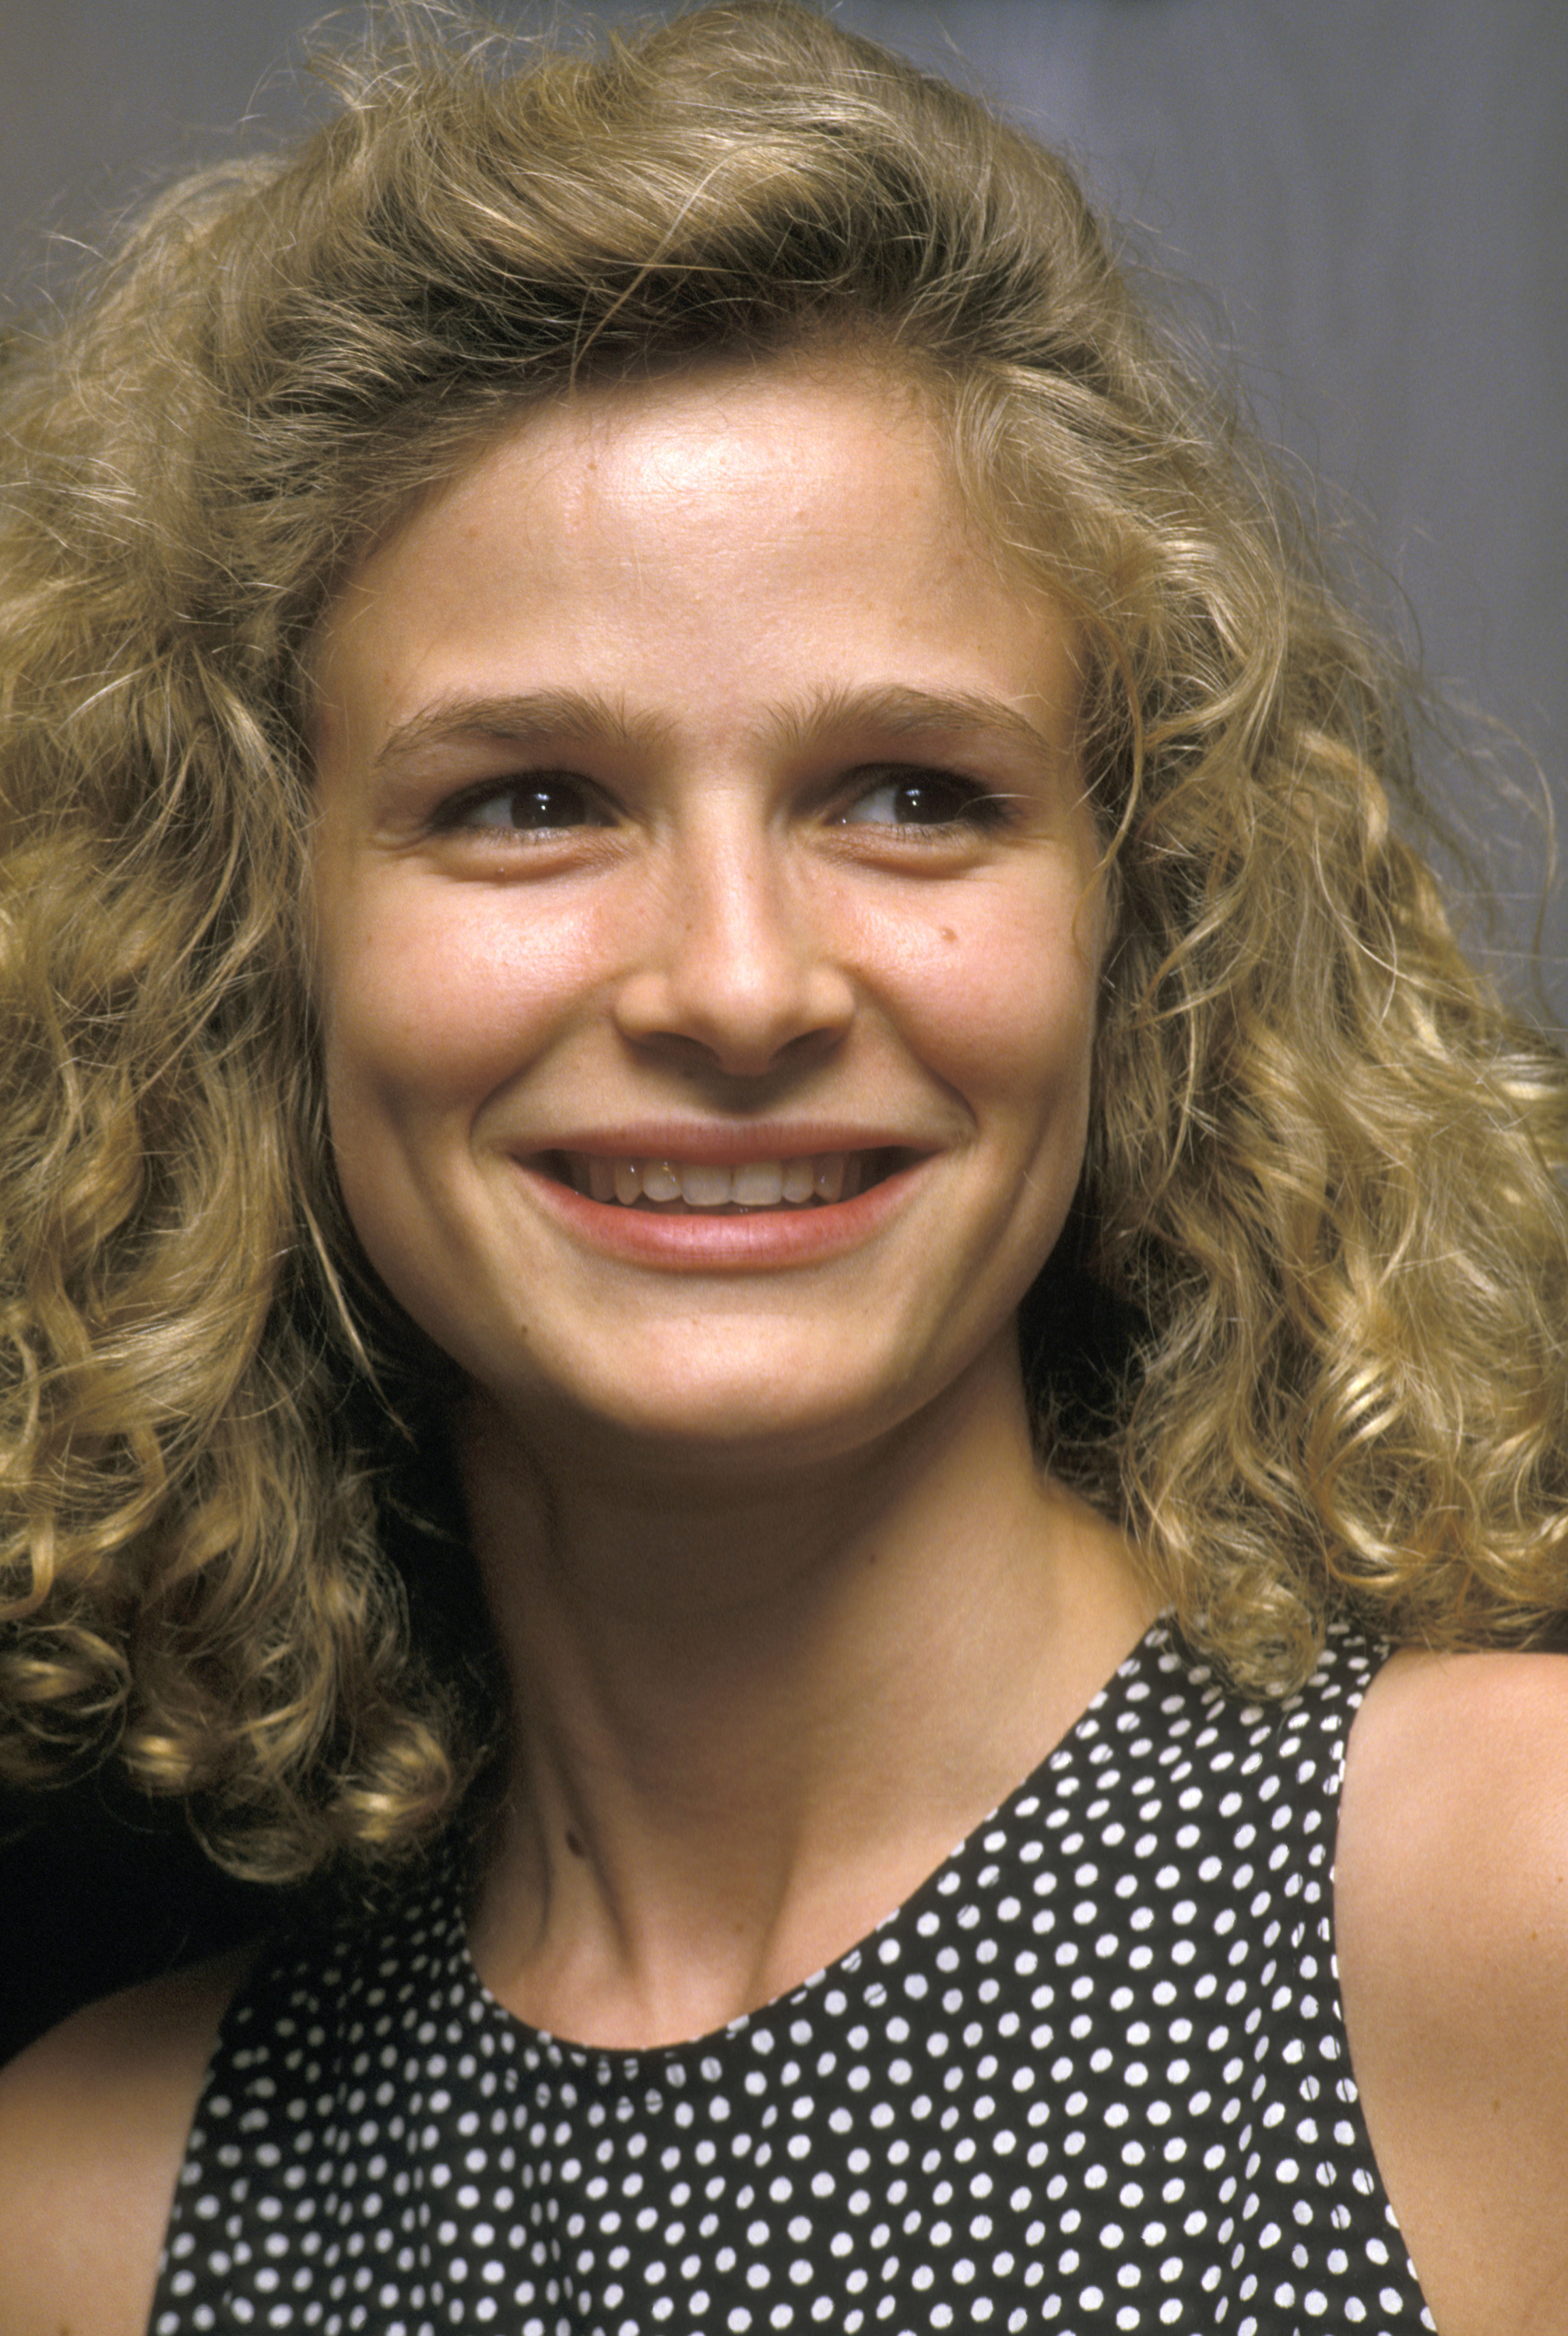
[{"left": 512, "top": 1157, "right": 931, "bottom": 1268}]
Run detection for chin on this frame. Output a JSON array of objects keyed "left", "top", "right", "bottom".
[{"left": 474, "top": 1354, "right": 918, "bottom": 1479}]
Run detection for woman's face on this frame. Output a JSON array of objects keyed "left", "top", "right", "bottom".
[{"left": 308, "top": 357, "right": 1105, "bottom": 1468}]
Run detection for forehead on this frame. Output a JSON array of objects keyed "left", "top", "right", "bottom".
[
  {"left": 306, "top": 353, "right": 1081, "bottom": 783},
  {"left": 313, "top": 353, "right": 965, "bottom": 612},
  {"left": 411, "top": 355, "right": 941, "bottom": 529}
]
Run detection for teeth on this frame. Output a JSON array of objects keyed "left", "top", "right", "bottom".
[
  {"left": 572, "top": 1152, "right": 867, "bottom": 1209},
  {"left": 731, "top": 1162, "right": 785, "bottom": 1207},
  {"left": 680, "top": 1163, "right": 733, "bottom": 1207}
]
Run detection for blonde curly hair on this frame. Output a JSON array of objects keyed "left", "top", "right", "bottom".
[{"left": 2, "top": 0, "right": 1565, "bottom": 1882}]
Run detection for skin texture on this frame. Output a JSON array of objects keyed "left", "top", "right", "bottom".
[
  {"left": 307, "top": 357, "right": 1109, "bottom": 1470},
  {"left": 1334, "top": 1648, "right": 1568, "bottom": 2334},
  {"left": 2, "top": 358, "right": 1566, "bottom": 2333},
  {"left": 306, "top": 354, "right": 1155, "bottom": 2046},
  {"left": 0, "top": 1948, "right": 251, "bottom": 2336}
]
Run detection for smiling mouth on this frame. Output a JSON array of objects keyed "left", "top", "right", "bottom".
[{"left": 540, "top": 1149, "right": 912, "bottom": 1212}]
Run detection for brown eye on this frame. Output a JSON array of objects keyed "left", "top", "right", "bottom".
[
  {"left": 840, "top": 771, "right": 1000, "bottom": 829},
  {"left": 451, "top": 776, "right": 604, "bottom": 832}
]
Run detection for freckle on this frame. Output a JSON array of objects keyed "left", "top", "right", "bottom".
[{"left": 565, "top": 1829, "right": 585, "bottom": 1859}]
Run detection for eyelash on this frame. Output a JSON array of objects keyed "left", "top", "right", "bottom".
[
  {"left": 430, "top": 764, "right": 1019, "bottom": 840},
  {"left": 831, "top": 768, "right": 1018, "bottom": 836},
  {"left": 431, "top": 773, "right": 608, "bottom": 836}
]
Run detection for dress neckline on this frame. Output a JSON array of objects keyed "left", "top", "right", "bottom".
[{"left": 458, "top": 1613, "right": 1180, "bottom": 2062}]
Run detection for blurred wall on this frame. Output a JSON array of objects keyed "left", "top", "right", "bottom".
[{"left": 2, "top": 0, "right": 1563, "bottom": 990}]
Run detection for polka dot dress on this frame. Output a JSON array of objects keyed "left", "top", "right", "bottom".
[{"left": 150, "top": 1621, "right": 1435, "bottom": 2334}]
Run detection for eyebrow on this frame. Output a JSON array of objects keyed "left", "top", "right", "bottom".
[
  {"left": 371, "top": 689, "right": 676, "bottom": 772},
  {"left": 369, "top": 680, "right": 1072, "bottom": 772},
  {"left": 764, "top": 682, "right": 1073, "bottom": 765}
]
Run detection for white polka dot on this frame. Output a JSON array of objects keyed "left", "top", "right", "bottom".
[{"left": 149, "top": 1623, "right": 1430, "bottom": 2335}]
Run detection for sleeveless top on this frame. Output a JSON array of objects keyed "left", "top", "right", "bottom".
[{"left": 149, "top": 1620, "right": 1436, "bottom": 2335}]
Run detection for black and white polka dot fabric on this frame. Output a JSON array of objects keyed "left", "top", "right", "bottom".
[{"left": 150, "top": 1621, "right": 1434, "bottom": 2334}]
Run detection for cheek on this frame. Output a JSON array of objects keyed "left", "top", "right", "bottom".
[
  {"left": 311, "top": 896, "right": 564, "bottom": 1307},
  {"left": 875, "top": 882, "right": 1100, "bottom": 1130},
  {"left": 311, "top": 899, "right": 565, "bottom": 1330},
  {"left": 317, "top": 888, "right": 593, "bottom": 1135}
]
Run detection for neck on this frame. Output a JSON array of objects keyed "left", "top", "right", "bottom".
[{"left": 459, "top": 1335, "right": 1153, "bottom": 2047}]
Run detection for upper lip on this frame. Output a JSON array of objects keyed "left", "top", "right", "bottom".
[{"left": 514, "top": 1124, "right": 937, "bottom": 1166}]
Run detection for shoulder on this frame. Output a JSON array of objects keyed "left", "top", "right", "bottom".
[
  {"left": 1337, "top": 1646, "right": 1568, "bottom": 2335},
  {"left": 1338, "top": 1644, "right": 1568, "bottom": 1953},
  {"left": 0, "top": 1946, "right": 255, "bottom": 2336},
  {"left": 1343, "top": 1634, "right": 1568, "bottom": 1832}
]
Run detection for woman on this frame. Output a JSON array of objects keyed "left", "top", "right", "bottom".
[{"left": 1, "top": 5, "right": 1566, "bottom": 2331}]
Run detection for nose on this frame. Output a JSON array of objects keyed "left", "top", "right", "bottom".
[{"left": 611, "top": 813, "right": 855, "bottom": 1078}]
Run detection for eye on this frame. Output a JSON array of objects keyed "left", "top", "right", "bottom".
[
  {"left": 838, "top": 769, "right": 1007, "bottom": 831},
  {"left": 441, "top": 773, "right": 607, "bottom": 834}
]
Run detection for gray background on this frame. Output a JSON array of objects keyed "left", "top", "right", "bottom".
[{"left": 4, "top": 0, "right": 1563, "bottom": 1010}]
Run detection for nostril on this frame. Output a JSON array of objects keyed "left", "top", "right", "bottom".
[
  {"left": 613, "top": 995, "right": 854, "bottom": 1082},
  {"left": 608, "top": 892, "right": 856, "bottom": 1075}
]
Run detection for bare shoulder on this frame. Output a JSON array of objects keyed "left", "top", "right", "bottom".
[
  {"left": 1338, "top": 1646, "right": 1568, "bottom": 2335},
  {"left": 0, "top": 1946, "right": 255, "bottom": 2336},
  {"left": 1340, "top": 1646, "right": 1568, "bottom": 1975},
  {"left": 1344, "top": 1642, "right": 1568, "bottom": 1874}
]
